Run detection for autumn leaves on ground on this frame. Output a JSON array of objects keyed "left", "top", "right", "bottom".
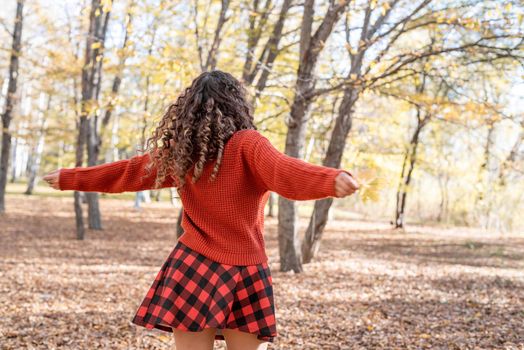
[{"left": 0, "top": 193, "right": 522, "bottom": 350}]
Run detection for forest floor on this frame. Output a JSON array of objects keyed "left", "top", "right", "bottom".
[{"left": 1, "top": 193, "right": 523, "bottom": 349}]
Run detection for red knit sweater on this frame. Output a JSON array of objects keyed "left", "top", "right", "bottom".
[{"left": 58, "top": 129, "right": 352, "bottom": 265}]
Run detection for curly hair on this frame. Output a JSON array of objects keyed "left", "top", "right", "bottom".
[{"left": 139, "top": 70, "right": 257, "bottom": 195}]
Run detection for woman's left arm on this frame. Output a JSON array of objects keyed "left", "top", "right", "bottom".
[{"left": 57, "top": 152, "right": 177, "bottom": 193}]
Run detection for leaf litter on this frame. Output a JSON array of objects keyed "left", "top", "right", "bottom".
[{"left": 0, "top": 194, "right": 523, "bottom": 349}]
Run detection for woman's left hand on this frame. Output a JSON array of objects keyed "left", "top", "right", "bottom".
[
  {"left": 334, "top": 171, "right": 359, "bottom": 198},
  {"left": 43, "top": 169, "right": 61, "bottom": 190}
]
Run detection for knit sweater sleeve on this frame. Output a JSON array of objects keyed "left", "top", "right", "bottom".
[
  {"left": 58, "top": 152, "right": 177, "bottom": 193},
  {"left": 242, "top": 130, "right": 353, "bottom": 200}
]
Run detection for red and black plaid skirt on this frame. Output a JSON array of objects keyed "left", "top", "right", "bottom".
[{"left": 131, "top": 240, "right": 277, "bottom": 342}]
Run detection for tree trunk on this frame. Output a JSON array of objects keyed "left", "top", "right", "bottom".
[
  {"left": 176, "top": 209, "right": 184, "bottom": 239},
  {"left": 25, "top": 94, "right": 50, "bottom": 195},
  {"left": 74, "top": 114, "right": 88, "bottom": 239},
  {"left": 242, "top": 0, "right": 272, "bottom": 82},
  {"left": 252, "top": 2, "right": 291, "bottom": 103},
  {"left": 203, "top": 0, "right": 230, "bottom": 71},
  {"left": 101, "top": 4, "right": 132, "bottom": 144},
  {"left": 74, "top": 0, "right": 107, "bottom": 238},
  {"left": 437, "top": 174, "right": 449, "bottom": 223},
  {"left": 134, "top": 24, "right": 158, "bottom": 211},
  {"left": 278, "top": 105, "right": 309, "bottom": 273},
  {"left": 86, "top": 7, "right": 110, "bottom": 230},
  {"left": 395, "top": 109, "right": 429, "bottom": 228},
  {"left": 278, "top": 0, "right": 348, "bottom": 272},
  {"left": 301, "top": 86, "right": 357, "bottom": 263},
  {"left": 394, "top": 67, "right": 433, "bottom": 229},
  {"left": 475, "top": 124, "right": 494, "bottom": 207},
  {"left": 0, "top": 0, "right": 24, "bottom": 213},
  {"left": 267, "top": 192, "right": 275, "bottom": 217},
  {"left": 9, "top": 135, "right": 18, "bottom": 183},
  {"left": 243, "top": 0, "right": 292, "bottom": 103}
]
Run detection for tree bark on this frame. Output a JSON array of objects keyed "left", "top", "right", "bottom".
[
  {"left": 498, "top": 120, "right": 524, "bottom": 187},
  {"left": 134, "top": 24, "right": 157, "bottom": 210},
  {"left": 242, "top": 0, "right": 272, "bottom": 82},
  {"left": 301, "top": 85, "right": 357, "bottom": 263},
  {"left": 101, "top": 4, "right": 133, "bottom": 132},
  {"left": 267, "top": 191, "right": 275, "bottom": 217},
  {"left": 242, "top": 0, "right": 292, "bottom": 104},
  {"left": 279, "top": 0, "right": 349, "bottom": 272},
  {"left": 9, "top": 134, "right": 18, "bottom": 183},
  {"left": 176, "top": 209, "right": 185, "bottom": 239},
  {"left": 74, "top": 0, "right": 108, "bottom": 238},
  {"left": 86, "top": 6, "right": 111, "bottom": 230},
  {"left": 252, "top": 0, "right": 292, "bottom": 102},
  {"left": 395, "top": 108, "right": 430, "bottom": 228},
  {"left": 0, "top": 0, "right": 24, "bottom": 213},
  {"left": 436, "top": 174, "right": 449, "bottom": 223},
  {"left": 25, "top": 94, "right": 50, "bottom": 195},
  {"left": 202, "top": 0, "right": 230, "bottom": 71},
  {"left": 475, "top": 123, "right": 494, "bottom": 206}
]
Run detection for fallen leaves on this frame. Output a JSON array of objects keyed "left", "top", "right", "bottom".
[{"left": 0, "top": 194, "right": 523, "bottom": 349}]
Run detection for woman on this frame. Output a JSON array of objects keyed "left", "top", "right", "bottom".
[{"left": 43, "top": 70, "right": 359, "bottom": 350}]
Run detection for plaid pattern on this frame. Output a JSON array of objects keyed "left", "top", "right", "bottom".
[{"left": 132, "top": 240, "right": 277, "bottom": 342}]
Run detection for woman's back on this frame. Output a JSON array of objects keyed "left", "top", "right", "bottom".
[{"left": 177, "top": 128, "right": 349, "bottom": 265}]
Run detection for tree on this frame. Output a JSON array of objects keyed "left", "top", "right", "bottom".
[
  {"left": 193, "top": 0, "right": 231, "bottom": 72},
  {"left": 25, "top": 94, "right": 51, "bottom": 195},
  {"left": 393, "top": 69, "right": 443, "bottom": 229},
  {"left": 100, "top": 0, "right": 135, "bottom": 160},
  {"left": 242, "top": 0, "right": 294, "bottom": 104},
  {"left": 279, "top": 0, "right": 350, "bottom": 272},
  {"left": 301, "top": 0, "right": 524, "bottom": 263},
  {"left": 73, "top": 0, "right": 111, "bottom": 239},
  {"left": 0, "top": 0, "right": 24, "bottom": 213}
]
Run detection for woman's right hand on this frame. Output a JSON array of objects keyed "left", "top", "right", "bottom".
[
  {"left": 335, "top": 171, "right": 359, "bottom": 198},
  {"left": 43, "top": 169, "right": 61, "bottom": 190}
]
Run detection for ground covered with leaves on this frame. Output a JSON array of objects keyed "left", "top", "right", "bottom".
[{"left": 1, "top": 194, "right": 523, "bottom": 349}]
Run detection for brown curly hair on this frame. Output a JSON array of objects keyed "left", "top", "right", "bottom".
[{"left": 139, "top": 70, "right": 257, "bottom": 195}]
